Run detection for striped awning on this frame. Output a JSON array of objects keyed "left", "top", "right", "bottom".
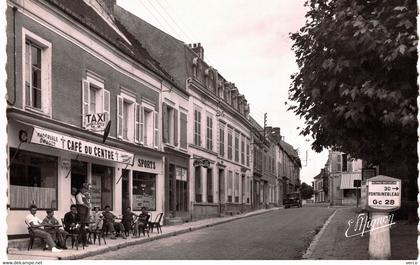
[{"left": 340, "top": 172, "right": 362, "bottom": 189}]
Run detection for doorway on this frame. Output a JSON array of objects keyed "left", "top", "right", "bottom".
[
  {"left": 121, "top": 169, "right": 130, "bottom": 212},
  {"left": 71, "top": 160, "right": 87, "bottom": 191},
  {"left": 168, "top": 164, "right": 188, "bottom": 217}
]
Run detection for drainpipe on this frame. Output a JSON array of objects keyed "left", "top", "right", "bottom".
[{"left": 7, "top": 6, "right": 17, "bottom": 106}]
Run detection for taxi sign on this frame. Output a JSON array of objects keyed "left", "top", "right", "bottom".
[{"left": 367, "top": 175, "right": 401, "bottom": 211}]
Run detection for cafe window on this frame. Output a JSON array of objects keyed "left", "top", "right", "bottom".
[
  {"left": 132, "top": 171, "right": 156, "bottom": 211},
  {"left": 9, "top": 148, "right": 58, "bottom": 210},
  {"left": 91, "top": 164, "right": 114, "bottom": 210}
]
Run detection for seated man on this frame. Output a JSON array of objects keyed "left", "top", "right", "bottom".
[
  {"left": 134, "top": 207, "right": 150, "bottom": 237},
  {"left": 88, "top": 207, "right": 104, "bottom": 232},
  {"left": 42, "top": 209, "right": 69, "bottom": 249},
  {"left": 25, "top": 204, "right": 62, "bottom": 252},
  {"left": 121, "top": 207, "right": 138, "bottom": 236},
  {"left": 63, "top": 204, "right": 87, "bottom": 247},
  {"left": 102, "top": 205, "right": 126, "bottom": 239}
]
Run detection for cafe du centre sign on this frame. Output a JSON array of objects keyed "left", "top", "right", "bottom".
[
  {"left": 30, "top": 127, "right": 134, "bottom": 165},
  {"left": 367, "top": 175, "right": 401, "bottom": 212}
]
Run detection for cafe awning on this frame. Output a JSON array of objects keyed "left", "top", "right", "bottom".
[{"left": 340, "top": 172, "right": 362, "bottom": 189}]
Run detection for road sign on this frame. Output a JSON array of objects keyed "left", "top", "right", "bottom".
[{"left": 367, "top": 175, "right": 401, "bottom": 211}]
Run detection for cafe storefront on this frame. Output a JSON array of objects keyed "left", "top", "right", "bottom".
[
  {"left": 122, "top": 154, "right": 164, "bottom": 220},
  {"left": 7, "top": 119, "right": 141, "bottom": 236}
]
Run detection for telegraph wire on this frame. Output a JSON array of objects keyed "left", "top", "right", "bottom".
[
  {"left": 144, "top": 0, "right": 185, "bottom": 40},
  {"left": 155, "top": 0, "right": 195, "bottom": 42},
  {"left": 135, "top": 0, "right": 170, "bottom": 35}
]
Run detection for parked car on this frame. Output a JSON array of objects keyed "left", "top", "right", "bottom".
[{"left": 283, "top": 192, "right": 302, "bottom": 208}]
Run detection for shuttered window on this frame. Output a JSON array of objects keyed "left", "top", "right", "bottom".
[
  {"left": 194, "top": 110, "right": 201, "bottom": 146},
  {"left": 180, "top": 112, "right": 187, "bottom": 149}
]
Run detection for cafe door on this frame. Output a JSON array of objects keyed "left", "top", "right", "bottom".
[
  {"left": 71, "top": 160, "right": 87, "bottom": 191},
  {"left": 121, "top": 169, "right": 130, "bottom": 212}
]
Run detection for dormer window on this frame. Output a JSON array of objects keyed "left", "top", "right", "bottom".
[
  {"left": 192, "top": 57, "right": 199, "bottom": 79},
  {"left": 205, "top": 68, "right": 216, "bottom": 92},
  {"left": 218, "top": 81, "right": 224, "bottom": 99}
]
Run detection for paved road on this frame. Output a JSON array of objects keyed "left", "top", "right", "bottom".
[{"left": 85, "top": 207, "right": 334, "bottom": 260}]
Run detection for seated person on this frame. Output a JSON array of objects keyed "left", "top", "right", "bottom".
[
  {"left": 134, "top": 207, "right": 150, "bottom": 237},
  {"left": 25, "top": 204, "right": 62, "bottom": 253},
  {"left": 121, "top": 207, "right": 138, "bottom": 236},
  {"left": 102, "top": 205, "right": 127, "bottom": 239},
  {"left": 42, "top": 209, "right": 69, "bottom": 249},
  {"left": 88, "top": 207, "right": 104, "bottom": 232},
  {"left": 63, "top": 204, "right": 87, "bottom": 247}
]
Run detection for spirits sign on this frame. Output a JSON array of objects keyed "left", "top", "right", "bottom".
[{"left": 367, "top": 175, "right": 401, "bottom": 211}]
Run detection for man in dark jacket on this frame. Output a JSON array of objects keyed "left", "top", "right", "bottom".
[{"left": 63, "top": 204, "right": 87, "bottom": 246}]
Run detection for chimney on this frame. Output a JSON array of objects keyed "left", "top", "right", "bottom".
[
  {"left": 190, "top": 42, "right": 204, "bottom": 60},
  {"left": 270, "top": 127, "right": 281, "bottom": 141}
]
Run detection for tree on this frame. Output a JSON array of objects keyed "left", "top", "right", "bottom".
[
  {"left": 289, "top": 0, "right": 417, "bottom": 169},
  {"left": 300, "top": 182, "right": 314, "bottom": 200}
]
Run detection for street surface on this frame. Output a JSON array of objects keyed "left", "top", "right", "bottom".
[{"left": 85, "top": 207, "right": 334, "bottom": 260}]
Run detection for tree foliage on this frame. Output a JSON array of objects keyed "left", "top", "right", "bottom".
[
  {"left": 300, "top": 182, "right": 314, "bottom": 200},
  {"left": 289, "top": 0, "right": 417, "bottom": 166}
]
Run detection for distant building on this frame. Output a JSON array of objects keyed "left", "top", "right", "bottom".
[
  {"left": 327, "top": 151, "right": 362, "bottom": 205},
  {"left": 313, "top": 169, "right": 327, "bottom": 203}
]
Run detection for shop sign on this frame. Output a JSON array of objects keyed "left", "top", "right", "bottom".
[
  {"left": 367, "top": 175, "right": 401, "bottom": 211},
  {"left": 85, "top": 113, "right": 108, "bottom": 132},
  {"left": 30, "top": 127, "right": 134, "bottom": 165},
  {"left": 137, "top": 158, "right": 156, "bottom": 170}
]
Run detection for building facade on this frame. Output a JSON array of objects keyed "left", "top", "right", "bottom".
[
  {"left": 327, "top": 151, "right": 362, "bottom": 205},
  {"left": 115, "top": 7, "right": 254, "bottom": 220},
  {"left": 6, "top": 0, "right": 180, "bottom": 236}
]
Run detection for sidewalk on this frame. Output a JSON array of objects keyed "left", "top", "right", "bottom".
[
  {"left": 8, "top": 207, "right": 280, "bottom": 260},
  {"left": 306, "top": 207, "right": 418, "bottom": 260}
]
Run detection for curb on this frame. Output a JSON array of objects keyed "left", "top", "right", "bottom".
[
  {"left": 302, "top": 209, "right": 337, "bottom": 259},
  {"left": 56, "top": 207, "right": 280, "bottom": 260}
]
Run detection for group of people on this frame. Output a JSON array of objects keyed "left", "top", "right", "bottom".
[{"left": 25, "top": 183, "right": 152, "bottom": 252}]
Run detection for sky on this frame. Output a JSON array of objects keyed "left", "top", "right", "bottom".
[{"left": 117, "top": 0, "right": 329, "bottom": 185}]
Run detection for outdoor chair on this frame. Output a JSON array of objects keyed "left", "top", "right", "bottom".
[
  {"left": 148, "top": 213, "right": 163, "bottom": 234},
  {"left": 27, "top": 227, "right": 46, "bottom": 251},
  {"left": 133, "top": 214, "right": 150, "bottom": 238},
  {"left": 88, "top": 225, "right": 106, "bottom": 246},
  {"left": 61, "top": 218, "right": 83, "bottom": 250}
]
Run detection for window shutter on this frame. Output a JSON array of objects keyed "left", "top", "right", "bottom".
[
  {"left": 140, "top": 106, "right": 144, "bottom": 144},
  {"left": 134, "top": 103, "right": 139, "bottom": 143},
  {"left": 174, "top": 109, "right": 178, "bottom": 146},
  {"left": 103, "top": 89, "right": 110, "bottom": 123},
  {"left": 117, "top": 95, "right": 123, "bottom": 139},
  {"left": 82, "top": 80, "right": 90, "bottom": 128},
  {"left": 162, "top": 103, "right": 168, "bottom": 143},
  {"left": 198, "top": 111, "right": 201, "bottom": 146},
  {"left": 180, "top": 112, "right": 187, "bottom": 149},
  {"left": 154, "top": 111, "right": 159, "bottom": 148}
]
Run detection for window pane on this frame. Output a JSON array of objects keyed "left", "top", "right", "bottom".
[
  {"left": 31, "top": 45, "right": 41, "bottom": 68},
  {"left": 132, "top": 171, "right": 156, "bottom": 211},
  {"left": 90, "top": 87, "right": 96, "bottom": 114},
  {"left": 9, "top": 149, "right": 57, "bottom": 209}
]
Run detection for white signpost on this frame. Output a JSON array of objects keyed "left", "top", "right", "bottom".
[
  {"left": 366, "top": 175, "right": 401, "bottom": 259},
  {"left": 367, "top": 179, "right": 401, "bottom": 210}
]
